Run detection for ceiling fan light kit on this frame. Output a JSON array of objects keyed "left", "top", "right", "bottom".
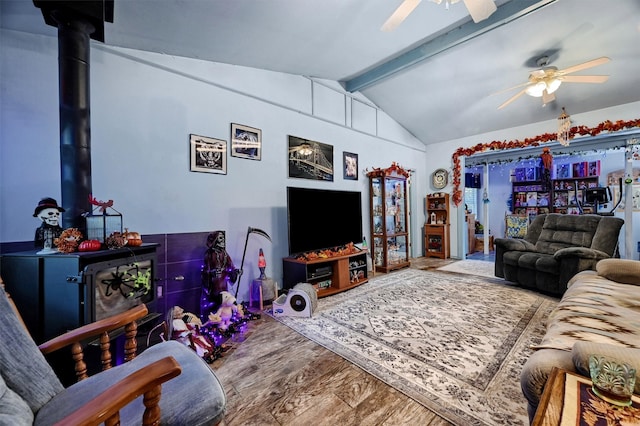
[{"left": 498, "top": 56, "right": 611, "bottom": 109}]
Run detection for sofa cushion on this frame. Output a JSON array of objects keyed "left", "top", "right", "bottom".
[
  {"left": 532, "top": 270, "right": 640, "bottom": 352},
  {"left": 534, "top": 214, "right": 601, "bottom": 255},
  {"left": 0, "top": 372, "right": 33, "bottom": 426},
  {"left": 596, "top": 259, "right": 640, "bottom": 285},
  {"left": 529, "top": 253, "right": 558, "bottom": 274},
  {"left": 572, "top": 341, "right": 640, "bottom": 394}
]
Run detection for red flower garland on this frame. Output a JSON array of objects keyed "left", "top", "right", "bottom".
[{"left": 450, "top": 118, "right": 640, "bottom": 206}]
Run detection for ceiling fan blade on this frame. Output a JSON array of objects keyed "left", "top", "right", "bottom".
[
  {"left": 498, "top": 88, "right": 528, "bottom": 110},
  {"left": 558, "top": 57, "right": 610, "bottom": 75},
  {"left": 463, "top": 0, "right": 497, "bottom": 23},
  {"left": 491, "top": 81, "right": 531, "bottom": 96},
  {"left": 381, "top": 0, "right": 422, "bottom": 32},
  {"left": 559, "top": 75, "right": 609, "bottom": 84},
  {"left": 542, "top": 89, "right": 555, "bottom": 106}
]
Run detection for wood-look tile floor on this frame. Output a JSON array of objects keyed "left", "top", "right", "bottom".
[{"left": 211, "top": 257, "right": 460, "bottom": 426}]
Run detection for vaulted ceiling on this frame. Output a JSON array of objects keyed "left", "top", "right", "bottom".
[{"left": 2, "top": 0, "right": 639, "bottom": 145}]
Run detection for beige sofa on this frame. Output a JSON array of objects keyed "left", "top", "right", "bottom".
[{"left": 520, "top": 258, "right": 640, "bottom": 422}]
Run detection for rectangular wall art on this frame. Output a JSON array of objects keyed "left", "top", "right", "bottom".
[
  {"left": 231, "top": 123, "right": 261, "bottom": 160},
  {"left": 190, "top": 134, "right": 227, "bottom": 174},
  {"left": 343, "top": 151, "right": 358, "bottom": 180},
  {"left": 288, "top": 135, "right": 333, "bottom": 181}
]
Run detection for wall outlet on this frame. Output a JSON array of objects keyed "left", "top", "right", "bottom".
[{"left": 157, "top": 285, "right": 163, "bottom": 298}]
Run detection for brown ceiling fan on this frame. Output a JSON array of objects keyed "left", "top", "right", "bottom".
[
  {"left": 497, "top": 56, "right": 610, "bottom": 109},
  {"left": 381, "top": 0, "right": 497, "bottom": 31}
]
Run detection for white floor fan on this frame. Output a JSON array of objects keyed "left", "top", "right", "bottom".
[{"left": 381, "top": 0, "right": 497, "bottom": 31}]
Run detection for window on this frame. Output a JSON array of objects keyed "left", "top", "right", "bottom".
[{"left": 465, "top": 187, "right": 478, "bottom": 216}]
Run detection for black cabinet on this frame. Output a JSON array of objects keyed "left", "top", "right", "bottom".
[{"left": 1, "top": 244, "right": 159, "bottom": 343}]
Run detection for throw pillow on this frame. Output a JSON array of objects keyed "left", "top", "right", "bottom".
[{"left": 596, "top": 259, "right": 640, "bottom": 285}]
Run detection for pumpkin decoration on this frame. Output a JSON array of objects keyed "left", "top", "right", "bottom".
[
  {"left": 78, "top": 239, "right": 102, "bottom": 252},
  {"left": 123, "top": 228, "right": 143, "bottom": 246},
  {"left": 54, "top": 228, "right": 83, "bottom": 253}
]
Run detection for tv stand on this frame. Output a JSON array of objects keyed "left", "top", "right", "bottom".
[{"left": 282, "top": 250, "right": 368, "bottom": 297}]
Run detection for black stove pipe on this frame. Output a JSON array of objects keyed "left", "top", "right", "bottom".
[{"left": 52, "top": 10, "right": 95, "bottom": 233}]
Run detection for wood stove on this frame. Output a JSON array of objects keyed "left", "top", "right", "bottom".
[{"left": 1, "top": 243, "right": 159, "bottom": 343}]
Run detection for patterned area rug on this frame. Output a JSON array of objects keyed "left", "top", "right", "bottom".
[
  {"left": 271, "top": 269, "right": 557, "bottom": 425},
  {"left": 436, "top": 259, "right": 496, "bottom": 278}
]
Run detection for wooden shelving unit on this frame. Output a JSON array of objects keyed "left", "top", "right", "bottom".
[
  {"left": 282, "top": 251, "right": 368, "bottom": 298},
  {"left": 425, "top": 193, "right": 450, "bottom": 258},
  {"left": 551, "top": 177, "right": 600, "bottom": 214}
]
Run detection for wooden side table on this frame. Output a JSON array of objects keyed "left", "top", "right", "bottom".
[
  {"left": 249, "top": 277, "right": 277, "bottom": 311},
  {"left": 533, "top": 367, "right": 640, "bottom": 426}
]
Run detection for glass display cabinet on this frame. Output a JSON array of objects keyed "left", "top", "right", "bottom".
[{"left": 367, "top": 162, "right": 410, "bottom": 273}]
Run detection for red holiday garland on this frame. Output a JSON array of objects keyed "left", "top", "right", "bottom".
[{"left": 450, "top": 118, "right": 640, "bottom": 206}]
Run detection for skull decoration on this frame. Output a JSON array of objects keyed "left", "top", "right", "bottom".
[
  {"left": 33, "top": 197, "right": 65, "bottom": 251},
  {"left": 39, "top": 208, "right": 61, "bottom": 226}
]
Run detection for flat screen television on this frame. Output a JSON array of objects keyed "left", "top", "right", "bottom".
[{"left": 287, "top": 186, "right": 363, "bottom": 255}]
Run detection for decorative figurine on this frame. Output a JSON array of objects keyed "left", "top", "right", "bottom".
[
  {"left": 54, "top": 228, "right": 83, "bottom": 253},
  {"left": 201, "top": 231, "right": 239, "bottom": 320},
  {"left": 540, "top": 147, "right": 553, "bottom": 188},
  {"left": 211, "top": 291, "right": 238, "bottom": 331},
  {"left": 33, "top": 197, "right": 65, "bottom": 254},
  {"left": 167, "top": 306, "right": 217, "bottom": 363},
  {"left": 258, "top": 248, "right": 267, "bottom": 279}
]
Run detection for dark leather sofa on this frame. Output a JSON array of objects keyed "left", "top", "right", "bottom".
[{"left": 494, "top": 213, "right": 624, "bottom": 296}]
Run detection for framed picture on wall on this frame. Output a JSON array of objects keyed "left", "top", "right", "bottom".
[
  {"left": 288, "top": 135, "right": 334, "bottom": 181},
  {"left": 189, "top": 134, "right": 227, "bottom": 174},
  {"left": 343, "top": 152, "right": 358, "bottom": 180},
  {"left": 230, "top": 123, "right": 262, "bottom": 160}
]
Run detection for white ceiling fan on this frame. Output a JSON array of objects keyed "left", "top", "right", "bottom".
[
  {"left": 381, "top": 0, "right": 497, "bottom": 32},
  {"left": 497, "top": 56, "right": 610, "bottom": 109}
]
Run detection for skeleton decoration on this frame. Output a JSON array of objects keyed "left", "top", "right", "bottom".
[
  {"left": 33, "top": 197, "right": 65, "bottom": 253},
  {"left": 201, "top": 230, "right": 239, "bottom": 320}
]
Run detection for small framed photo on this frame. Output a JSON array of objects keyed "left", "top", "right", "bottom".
[
  {"left": 343, "top": 151, "right": 358, "bottom": 180},
  {"left": 231, "top": 123, "right": 261, "bottom": 160},
  {"left": 190, "top": 134, "right": 227, "bottom": 174}
]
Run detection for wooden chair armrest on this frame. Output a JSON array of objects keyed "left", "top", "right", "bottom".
[
  {"left": 39, "top": 304, "right": 149, "bottom": 355},
  {"left": 53, "top": 356, "right": 182, "bottom": 426}
]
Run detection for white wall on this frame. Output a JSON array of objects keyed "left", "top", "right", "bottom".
[{"left": 0, "top": 29, "right": 428, "bottom": 291}]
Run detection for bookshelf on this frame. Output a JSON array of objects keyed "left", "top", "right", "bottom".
[
  {"left": 424, "top": 193, "right": 450, "bottom": 258},
  {"left": 511, "top": 165, "right": 549, "bottom": 221}
]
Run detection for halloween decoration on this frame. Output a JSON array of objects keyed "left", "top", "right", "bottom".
[
  {"left": 85, "top": 194, "right": 123, "bottom": 243},
  {"left": 211, "top": 291, "right": 238, "bottom": 331},
  {"left": 54, "top": 228, "right": 83, "bottom": 253},
  {"left": 201, "top": 231, "right": 240, "bottom": 319},
  {"left": 450, "top": 118, "right": 640, "bottom": 206},
  {"left": 33, "top": 197, "right": 65, "bottom": 254},
  {"left": 166, "top": 306, "right": 219, "bottom": 363},
  {"left": 234, "top": 226, "right": 272, "bottom": 299},
  {"left": 123, "top": 228, "right": 143, "bottom": 246},
  {"left": 78, "top": 239, "right": 102, "bottom": 252},
  {"left": 105, "top": 231, "right": 127, "bottom": 250},
  {"left": 540, "top": 147, "right": 553, "bottom": 188}
]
